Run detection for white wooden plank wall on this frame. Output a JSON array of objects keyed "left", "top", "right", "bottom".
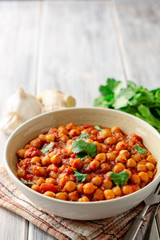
[{"left": 0, "top": 0, "right": 159, "bottom": 239}]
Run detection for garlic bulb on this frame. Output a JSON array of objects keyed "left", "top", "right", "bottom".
[
  {"left": 0, "top": 87, "right": 42, "bottom": 134},
  {"left": 37, "top": 89, "right": 76, "bottom": 112}
]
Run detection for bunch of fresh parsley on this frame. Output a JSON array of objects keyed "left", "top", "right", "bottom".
[{"left": 94, "top": 78, "right": 160, "bottom": 132}]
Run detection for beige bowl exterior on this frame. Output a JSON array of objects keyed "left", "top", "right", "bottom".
[{"left": 4, "top": 108, "right": 160, "bottom": 220}]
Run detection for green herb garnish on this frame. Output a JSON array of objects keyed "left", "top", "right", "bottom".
[
  {"left": 109, "top": 172, "right": 129, "bottom": 186},
  {"left": 76, "top": 152, "right": 88, "bottom": 159},
  {"left": 72, "top": 140, "right": 97, "bottom": 157},
  {"left": 41, "top": 142, "right": 54, "bottom": 153},
  {"left": 94, "top": 78, "right": 160, "bottom": 132},
  {"left": 95, "top": 125, "right": 103, "bottom": 131},
  {"left": 21, "top": 181, "right": 34, "bottom": 185},
  {"left": 74, "top": 170, "right": 88, "bottom": 182},
  {"left": 135, "top": 144, "right": 148, "bottom": 153},
  {"left": 79, "top": 133, "right": 90, "bottom": 139}
]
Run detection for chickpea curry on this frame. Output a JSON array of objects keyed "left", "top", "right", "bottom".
[{"left": 16, "top": 123, "right": 157, "bottom": 202}]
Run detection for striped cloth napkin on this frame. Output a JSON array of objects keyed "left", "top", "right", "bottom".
[{"left": 0, "top": 166, "right": 149, "bottom": 240}]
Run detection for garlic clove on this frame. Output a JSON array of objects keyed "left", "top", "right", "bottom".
[
  {"left": 6, "top": 87, "right": 42, "bottom": 122},
  {"left": 0, "top": 87, "right": 42, "bottom": 135},
  {"left": 37, "top": 89, "right": 76, "bottom": 112},
  {"left": 0, "top": 112, "right": 22, "bottom": 135}
]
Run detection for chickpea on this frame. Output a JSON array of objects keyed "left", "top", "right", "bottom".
[
  {"left": 49, "top": 151, "right": 56, "bottom": 158},
  {"left": 41, "top": 155, "right": 51, "bottom": 166},
  {"left": 30, "top": 138, "right": 42, "bottom": 148},
  {"left": 131, "top": 174, "right": 141, "bottom": 185},
  {"left": 103, "top": 179, "right": 113, "bottom": 189},
  {"left": 51, "top": 154, "right": 62, "bottom": 166},
  {"left": 81, "top": 129, "right": 88, "bottom": 134},
  {"left": 31, "top": 184, "right": 40, "bottom": 192},
  {"left": 139, "top": 172, "right": 149, "bottom": 183},
  {"left": 44, "top": 191, "right": 56, "bottom": 198},
  {"left": 116, "top": 141, "right": 126, "bottom": 151},
  {"left": 33, "top": 166, "right": 46, "bottom": 176},
  {"left": 99, "top": 129, "right": 111, "bottom": 139},
  {"left": 119, "top": 150, "right": 130, "bottom": 158},
  {"left": 116, "top": 155, "right": 127, "bottom": 164},
  {"left": 105, "top": 171, "right": 113, "bottom": 178},
  {"left": 95, "top": 153, "right": 107, "bottom": 162},
  {"left": 113, "top": 163, "right": 125, "bottom": 173},
  {"left": 91, "top": 176, "right": 102, "bottom": 186},
  {"left": 56, "top": 192, "right": 68, "bottom": 200},
  {"left": 77, "top": 183, "right": 84, "bottom": 194},
  {"left": 39, "top": 134, "right": 46, "bottom": 141},
  {"left": 89, "top": 160, "right": 100, "bottom": 171},
  {"left": 93, "top": 189, "right": 104, "bottom": 201},
  {"left": 131, "top": 154, "right": 141, "bottom": 162},
  {"left": 94, "top": 141, "right": 101, "bottom": 152},
  {"left": 31, "top": 156, "right": 41, "bottom": 164},
  {"left": 45, "top": 134, "right": 55, "bottom": 143},
  {"left": 83, "top": 156, "right": 92, "bottom": 164},
  {"left": 83, "top": 183, "right": 97, "bottom": 194},
  {"left": 101, "top": 144, "right": 108, "bottom": 153},
  {"left": 123, "top": 169, "right": 132, "bottom": 178},
  {"left": 112, "top": 186, "right": 122, "bottom": 196},
  {"left": 127, "top": 158, "right": 137, "bottom": 168},
  {"left": 45, "top": 178, "right": 56, "bottom": 185},
  {"left": 85, "top": 139, "right": 93, "bottom": 143},
  {"left": 68, "top": 191, "right": 79, "bottom": 201},
  {"left": 111, "top": 126, "right": 121, "bottom": 133},
  {"left": 100, "top": 163, "right": 110, "bottom": 172},
  {"left": 66, "top": 122, "right": 75, "bottom": 130},
  {"left": 105, "top": 137, "right": 117, "bottom": 145},
  {"left": 59, "top": 175, "right": 70, "bottom": 187},
  {"left": 122, "top": 185, "right": 133, "bottom": 195},
  {"left": 69, "top": 129, "right": 80, "bottom": 137},
  {"left": 78, "top": 196, "right": 89, "bottom": 202},
  {"left": 104, "top": 189, "right": 115, "bottom": 200},
  {"left": 58, "top": 126, "right": 68, "bottom": 135},
  {"left": 59, "top": 134, "right": 69, "bottom": 143},
  {"left": 147, "top": 171, "right": 153, "bottom": 179},
  {"left": 64, "top": 181, "right": 76, "bottom": 192},
  {"left": 17, "top": 149, "right": 25, "bottom": 158},
  {"left": 49, "top": 171, "right": 58, "bottom": 178},
  {"left": 71, "top": 158, "right": 83, "bottom": 169},
  {"left": 66, "top": 146, "right": 73, "bottom": 154},
  {"left": 146, "top": 163, "right": 155, "bottom": 171},
  {"left": 36, "top": 178, "right": 45, "bottom": 186},
  {"left": 17, "top": 168, "right": 26, "bottom": 178},
  {"left": 137, "top": 163, "right": 147, "bottom": 172},
  {"left": 147, "top": 155, "right": 157, "bottom": 165},
  {"left": 107, "top": 152, "right": 116, "bottom": 161}
]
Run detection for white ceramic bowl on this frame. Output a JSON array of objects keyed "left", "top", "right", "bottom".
[{"left": 4, "top": 108, "right": 160, "bottom": 220}]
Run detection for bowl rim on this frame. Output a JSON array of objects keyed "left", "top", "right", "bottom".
[{"left": 4, "top": 107, "right": 160, "bottom": 205}]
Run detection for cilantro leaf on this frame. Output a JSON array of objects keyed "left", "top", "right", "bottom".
[
  {"left": 95, "top": 125, "right": 103, "bottom": 131},
  {"left": 79, "top": 133, "right": 90, "bottom": 139},
  {"left": 74, "top": 170, "right": 88, "bottom": 182},
  {"left": 76, "top": 152, "right": 88, "bottom": 159},
  {"left": 72, "top": 140, "right": 97, "bottom": 157},
  {"left": 41, "top": 142, "right": 54, "bottom": 153},
  {"left": 109, "top": 172, "right": 129, "bottom": 186},
  {"left": 94, "top": 78, "right": 160, "bottom": 133},
  {"left": 135, "top": 144, "right": 148, "bottom": 153},
  {"left": 21, "top": 181, "right": 34, "bottom": 185}
]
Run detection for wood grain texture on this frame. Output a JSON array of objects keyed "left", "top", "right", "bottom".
[
  {"left": 0, "top": 1, "right": 40, "bottom": 240},
  {"left": 114, "top": 0, "right": 160, "bottom": 88},
  {"left": 36, "top": 0, "right": 126, "bottom": 107}
]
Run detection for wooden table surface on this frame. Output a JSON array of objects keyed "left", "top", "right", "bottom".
[{"left": 0, "top": 0, "right": 160, "bottom": 239}]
